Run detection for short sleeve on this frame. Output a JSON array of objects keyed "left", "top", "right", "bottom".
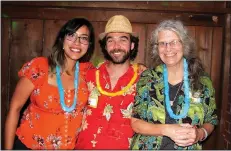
[
  {"left": 200, "top": 75, "right": 218, "bottom": 125},
  {"left": 132, "top": 69, "right": 152, "bottom": 121},
  {"left": 79, "top": 62, "right": 95, "bottom": 76},
  {"left": 18, "top": 57, "right": 47, "bottom": 86},
  {"left": 79, "top": 62, "right": 95, "bottom": 82}
]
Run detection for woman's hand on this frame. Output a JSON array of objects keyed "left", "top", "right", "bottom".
[
  {"left": 163, "top": 123, "right": 202, "bottom": 147},
  {"left": 131, "top": 118, "right": 212, "bottom": 147},
  {"left": 165, "top": 124, "right": 205, "bottom": 147},
  {"left": 163, "top": 124, "right": 191, "bottom": 145},
  {"left": 176, "top": 125, "right": 206, "bottom": 147}
]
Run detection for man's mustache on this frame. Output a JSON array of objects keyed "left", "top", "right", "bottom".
[{"left": 110, "top": 49, "right": 126, "bottom": 54}]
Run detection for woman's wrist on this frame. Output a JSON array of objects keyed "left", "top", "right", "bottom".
[{"left": 161, "top": 124, "right": 169, "bottom": 136}]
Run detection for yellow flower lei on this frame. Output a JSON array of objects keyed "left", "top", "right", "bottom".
[{"left": 96, "top": 64, "right": 138, "bottom": 97}]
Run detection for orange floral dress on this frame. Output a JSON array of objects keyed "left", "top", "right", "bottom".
[{"left": 15, "top": 57, "right": 94, "bottom": 149}]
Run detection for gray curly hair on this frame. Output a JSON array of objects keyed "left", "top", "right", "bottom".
[{"left": 150, "top": 19, "right": 205, "bottom": 91}]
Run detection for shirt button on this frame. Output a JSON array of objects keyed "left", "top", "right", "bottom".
[{"left": 67, "top": 99, "right": 71, "bottom": 103}]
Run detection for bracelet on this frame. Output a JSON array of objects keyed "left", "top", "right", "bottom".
[{"left": 200, "top": 127, "right": 208, "bottom": 141}]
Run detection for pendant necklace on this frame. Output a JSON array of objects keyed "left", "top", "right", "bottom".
[{"left": 170, "top": 81, "right": 183, "bottom": 106}]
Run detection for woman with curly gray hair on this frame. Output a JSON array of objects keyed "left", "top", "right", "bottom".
[{"left": 130, "top": 20, "right": 218, "bottom": 150}]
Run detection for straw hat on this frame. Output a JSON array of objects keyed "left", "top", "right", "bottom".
[{"left": 99, "top": 15, "right": 137, "bottom": 40}]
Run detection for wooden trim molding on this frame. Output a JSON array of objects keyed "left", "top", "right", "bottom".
[
  {"left": 2, "top": 5, "right": 225, "bottom": 27},
  {"left": 2, "top": 1, "right": 231, "bottom": 13}
]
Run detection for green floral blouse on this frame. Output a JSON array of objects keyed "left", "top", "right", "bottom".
[{"left": 131, "top": 65, "right": 218, "bottom": 150}]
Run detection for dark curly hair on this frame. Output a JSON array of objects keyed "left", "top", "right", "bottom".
[
  {"left": 99, "top": 35, "right": 139, "bottom": 61},
  {"left": 48, "top": 18, "right": 95, "bottom": 73}
]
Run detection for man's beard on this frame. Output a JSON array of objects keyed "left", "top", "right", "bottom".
[{"left": 106, "top": 49, "right": 131, "bottom": 64}]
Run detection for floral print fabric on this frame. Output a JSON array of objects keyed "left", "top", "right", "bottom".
[
  {"left": 16, "top": 57, "right": 93, "bottom": 149},
  {"left": 75, "top": 62, "right": 144, "bottom": 149},
  {"left": 131, "top": 65, "right": 218, "bottom": 150}
]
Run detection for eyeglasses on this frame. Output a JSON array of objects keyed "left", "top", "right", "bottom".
[
  {"left": 155, "top": 39, "right": 182, "bottom": 49},
  {"left": 66, "top": 33, "right": 90, "bottom": 45}
]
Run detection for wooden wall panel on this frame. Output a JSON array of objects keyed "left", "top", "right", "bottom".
[
  {"left": 132, "top": 23, "right": 146, "bottom": 64},
  {"left": 146, "top": 24, "right": 157, "bottom": 68},
  {"left": 187, "top": 26, "right": 196, "bottom": 39},
  {"left": 43, "top": 20, "right": 67, "bottom": 57},
  {"left": 1, "top": 19, "right": 10, "bottom": 116},
  {"left": 208, "top": 27, "right": 223, "bottom": 149},
  {"left": 90, "top": 22, "right": 106, "bottom": 66},
  {"left": 1, "top": 18, "right": 11, "bottom": 148},
  {"left": 220, "top": 14, "right": 231, "bottom": 149},
  {"left": 195, "top": 27, "right": 213, "bottom": 74},
  {"left": 9, "top": 19, "right": 43, "bottom": 98},
  {"left": 211, "top": 27, "right": 223, "bottom": 109}
]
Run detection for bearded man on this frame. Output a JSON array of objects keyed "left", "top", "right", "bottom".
[{"left": 75, "top": 15, "right": 146, "bottom": 149}]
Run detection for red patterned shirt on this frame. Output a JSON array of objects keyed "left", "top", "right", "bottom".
[{"left": 75, "top": 62, "right": 144, "bottom": 149}]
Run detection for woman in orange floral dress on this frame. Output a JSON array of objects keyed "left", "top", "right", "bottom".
[{"left": 4, "top": 18, "right": 95, "bottom": 149}]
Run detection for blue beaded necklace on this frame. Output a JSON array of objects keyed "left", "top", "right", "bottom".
[
  {"left": 163, "top": 58, "right": 190, "bottom": 119},
  {"left": 56, "top": 62, "right": 79, "bottom": 112}
]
